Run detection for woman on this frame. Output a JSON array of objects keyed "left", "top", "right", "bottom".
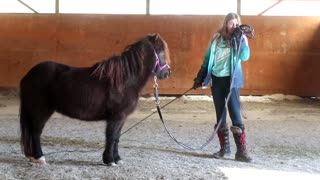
[{"left": 193, "top": 13, "right": 252, "bottom": 162}]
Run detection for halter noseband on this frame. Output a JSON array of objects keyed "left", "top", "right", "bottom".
[{"left": 152, "top": 48, "right": 170, "bottom": 74}]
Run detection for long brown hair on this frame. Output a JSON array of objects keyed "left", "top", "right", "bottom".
[{"left": 218, "top": 12, "right": 242, "bottom": 40}]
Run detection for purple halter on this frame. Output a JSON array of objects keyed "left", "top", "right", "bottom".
[{"left": 152, "top": 48, "right": 170, "bottom": 74}]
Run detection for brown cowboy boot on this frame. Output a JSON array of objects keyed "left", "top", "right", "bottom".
[
  {"left": 230, "top": 125, "right": 252, "bottom": 162},
  {"left": 213, "top": 124, "right": 231, "bottom": 159}
]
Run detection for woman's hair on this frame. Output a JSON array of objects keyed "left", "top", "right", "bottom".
[{"left": 218, "top": 12, "right": 242, "bottom": 40}]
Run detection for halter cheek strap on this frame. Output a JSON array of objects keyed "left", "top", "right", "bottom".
[{"left": 152, "top": 48, "right": 170, "bottom": 74}]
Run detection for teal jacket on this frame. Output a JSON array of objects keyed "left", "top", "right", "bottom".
[{"left": 201, "top": 33, "right": 250, "bottom": 88}]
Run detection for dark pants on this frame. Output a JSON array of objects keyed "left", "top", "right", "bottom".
[{"left": 210, "top": 75, "right": 242, "bottom": 127}]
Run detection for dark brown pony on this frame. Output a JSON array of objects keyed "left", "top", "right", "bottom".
[{"left": 19, "top": 33, "right": 171, "bottom": 166}]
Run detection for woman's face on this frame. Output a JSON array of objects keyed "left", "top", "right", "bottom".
[{"left": 226, "top": 18, "right": 239, "bottom": 34}]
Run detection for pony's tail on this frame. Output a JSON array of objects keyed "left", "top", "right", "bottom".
[{"left": 19, "top": 99, "right": 33, "bottom": 158}]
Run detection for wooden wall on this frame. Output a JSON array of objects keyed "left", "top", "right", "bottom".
[{"left": 0, "top": 14, "right": 319, "bottom": 96}]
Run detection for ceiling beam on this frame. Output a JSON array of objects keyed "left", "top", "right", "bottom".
[
  {"left": 237, "top": 0, "right": 241, "bottom": 15},
  {"left": 17, "top": 0, "right": 38, "bottom": 13},
  {"left": 55, "top": 0, "right": 59, "bottom": 14},
  {"left": 146, "top": 0, "right": 150, "bottom": 15}
]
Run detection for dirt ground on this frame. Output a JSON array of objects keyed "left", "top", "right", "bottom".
[{"left": 0, "top": 91, "right": 320, "bottom": 180}]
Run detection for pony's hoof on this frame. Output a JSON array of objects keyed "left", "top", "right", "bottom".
[
  {"left": 28, "top": 156, "right": 47, "bottom": 164},
  {"left": 27, "top": 156, "right": 35, "bottom": 162},
  {"left": 116, "top": 160, "right": 124, "bottom": 165},
  {"left": 106, "top": 162, "right": 117, "bottom": 166},
  {"left": 37, "top": 156, "right": 47, "bottom": 164}
]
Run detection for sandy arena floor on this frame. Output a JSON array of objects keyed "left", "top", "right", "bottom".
[{"left": 0, "top": 91, "right": 320, "bottom": 179}]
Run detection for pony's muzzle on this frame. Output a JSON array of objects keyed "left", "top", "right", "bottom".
[
  {"left": 163, "top": 67, "right": 171, "bottom": 79},
  {"left": 155, "top": 64, "right": 171, "bottom": 79},
  {"left": 167, "top": 68, "right": 171, "bottom": 77}
]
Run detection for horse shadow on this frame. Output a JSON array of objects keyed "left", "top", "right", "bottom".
[
  {"left": 0, "top": 145, "right": 236, "bottom": 166},
  {"left": 124, "top": 145, "right": 238, "bottom": 162},
  {"left": 123, "top": 144, "right": 215, "bottom": 158},
  {"left": 41, "top": 146, "right": 214, "bottom": 166},
  {"left": 43, "top": 145, "right": 214, "bottom": 166}
]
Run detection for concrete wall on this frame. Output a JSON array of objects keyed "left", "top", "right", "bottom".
[{"left": 0, "top": 14, "right": 319, "bottom": 96}]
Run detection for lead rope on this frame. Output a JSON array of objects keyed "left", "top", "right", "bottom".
[
  {"left": 154, "top": 76, "right": 235, "bottom": 151},
  {"left": 234, "top": 35, "right": 248, "bottom": 120}
]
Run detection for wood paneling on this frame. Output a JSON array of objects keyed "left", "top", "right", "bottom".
[{"left": 0, "top": 14, "right": 319, "bottom": 96}]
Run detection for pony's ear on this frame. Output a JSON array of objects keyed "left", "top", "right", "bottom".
[
  {"left": 153, "top": 33, "right": 160, "bottom": 40},
  {"left": 149, "top": 33, "right": 160, "bottom": 43}
]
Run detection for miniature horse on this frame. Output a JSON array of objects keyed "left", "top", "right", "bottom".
[{"left": 19, "top": 33, "right": 171, "bottom": 166}]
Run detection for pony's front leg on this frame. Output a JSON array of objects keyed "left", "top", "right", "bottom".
[
  {"left": 103, "top": 120, "right": 123, "bottom": 166},
  {"left": 113, "top": 120, "right": 125, "bottom": 165}
]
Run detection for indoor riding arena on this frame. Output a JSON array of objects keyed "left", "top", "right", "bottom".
[{"left": 0, "top": 1, "right": 320, "bottom": 179}]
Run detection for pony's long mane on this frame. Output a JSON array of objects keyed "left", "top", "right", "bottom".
[{"left": 91, "top": 37, "right": 151, "bottom": 92}]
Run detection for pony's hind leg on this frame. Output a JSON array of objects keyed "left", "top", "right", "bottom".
[
  {"left": 20, "top": 103, "right": 54, "bottom": 164},
  {"left": 30, "top": 109, "right": 54, "bottom": 164},
  {"left": 20, "top": 61, "right": 57, "bottom": 164},
  {"left": 29, "top": 129, "right": 47, "bottom": 164}
]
